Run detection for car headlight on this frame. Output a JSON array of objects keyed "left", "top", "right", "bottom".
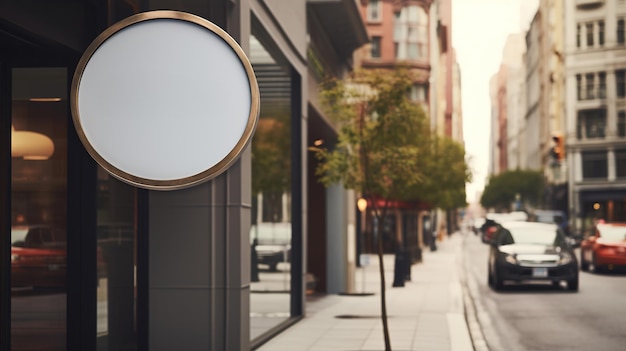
[
  {"left": 505, "top": 254, "right": 518, "bottom": 265},
  {"left": 559, "top": 252, "right": 572, "bottom": 265}
]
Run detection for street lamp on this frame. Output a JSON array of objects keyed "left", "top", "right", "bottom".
[
  {"left": 357, "top": 198, "right": 368, "bottom": 213},
  {"left": 357, "top": 197, "right": 369, "bottom": 294}
]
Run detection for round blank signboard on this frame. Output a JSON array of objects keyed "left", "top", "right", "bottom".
[{"left": 71, "top": 11, "right": 259, "bottom": 190}]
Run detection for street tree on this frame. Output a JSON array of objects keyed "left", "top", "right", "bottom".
[
  {"left": 480, "top": 169, "right": 543, "bottom": 211},
  {"left": 311, "top": 66, "right": 466, "bottom": 350}
]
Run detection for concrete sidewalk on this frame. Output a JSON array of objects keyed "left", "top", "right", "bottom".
[{"left": 257, "top": 233, "right": 478, "bottom": 351}]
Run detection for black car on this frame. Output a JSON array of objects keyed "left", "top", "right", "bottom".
[{"left": 487, "top": 221, "right": 579, "bottom": 291}]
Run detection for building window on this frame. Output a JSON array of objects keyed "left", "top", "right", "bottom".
[
  {"left": 618, "top": 18, "right": 625, "bottom": 45},
  {"left": 599, "top": 20, "right": 605, "bottom": 46},
  {"left": 598, "top": 72, "right": 606, "bottom": 98},
  {"left": 617, "top": 70, "right": 626, "bottom": 98},
  {"left": 585, "top": 73, "right": 595, "bottom": 99},
  {"left": 11, "top": 67, "right": 69, "bottom": 350},
  {"left": 367, "top": 0, "right": 382, "bottom": 22},
  {"left": 393, "top": 5, "right": 428, "bottom": 60},
  {"left": 619, "top": 111, "right": 626, "bottom": 137},
  {"left": 582, "top": 151, "right": 608, "bottom": 179},
  {"left": 371, "top": 36, "right": 381, "bottom": 58},
  {"left": 578, "top": 72, "right": 606, "bottom": 100},
  {"left": 577, "top": 109, "right": 606, "bottom": 139},
  {"left": 577, "top": 24, "right": 581, "bottom": 48},
  {"left": 616, "top": 150, "right": 626, "bottom": 178},
  {"left": 409, "top": 84, "right": 427, "bottom": 103},
  {"left": 249, "top": 29, "right": 295, "bottom": 340},
  {"left": 586, "top": 22, "right": 594, "bottom": 47}
]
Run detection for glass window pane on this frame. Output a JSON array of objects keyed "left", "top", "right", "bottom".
[
  {"left": 616, "top": 150, "right": 626, "bottom": 178},
  {"left": 96, "top": 169, "right": 137, "bottom": 351},
  {"left": 371, "top": 36, "right": 381, "bottom": 58},
  {"left": 11, "top": 67, "right": 67, "bottom": 350},
  {"left": 582, "top": 151, "right": 608, "bottom": 179},
  {"left": 249, "top": 31, "right": 293, "bottom": 340}
]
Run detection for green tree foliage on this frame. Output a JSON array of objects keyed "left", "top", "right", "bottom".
[
  {"left": 403, "top": 136, "right": 471, "bottom": 209},
  {"left": 311, "top": 66, "right": 470, "bottom": 351},
  {"left": 480, "top": 169, "right": 544, "bottom": 210}
]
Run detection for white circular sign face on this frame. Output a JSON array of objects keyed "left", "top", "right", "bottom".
[{"left": 71, "top": 11, "right": 259, "bottom": 190}]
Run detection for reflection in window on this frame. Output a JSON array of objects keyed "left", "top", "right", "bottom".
[
  {"left": 96, "top": 169, "right": 138, "bottom": 350},
  {"left": 11, "top": 67, "right": 67, "bottom": 350},
  {"left": 582, "top": 151, "right": 608, "bottom": 179},
  {"left": 618, "top": 18, "right": 625, "bottom": 45},
  {"left": 249, "top": 31, "right": 293, "bottom": 340}
]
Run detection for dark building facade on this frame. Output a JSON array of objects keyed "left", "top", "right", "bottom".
[{"left": 1, "top": 0, "right": 370, "bottom": 350}]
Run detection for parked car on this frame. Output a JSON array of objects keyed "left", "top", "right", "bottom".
[
  {"left": 11, "top": 225, "right": 67, "bottom": 288},
  {"left": 580, "top": 222, "right": 626, "bottom": 272},
  {"left": 487, "top": 221, "right": 579, "bottom": 291},
  {"left": 251, "top": 223, "right": 291, "bottom": 271},
  {"left": 528, "top": 209, "right": 569, "bottom": 232},
  {"left": 481, "top": 211, "right": 528, "bottom": 244}
]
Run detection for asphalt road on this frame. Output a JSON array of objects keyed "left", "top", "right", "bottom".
[{"left": 463, "top": 233, "right": 626, "bottom": 351}]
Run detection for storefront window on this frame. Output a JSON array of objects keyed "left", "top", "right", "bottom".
[
  {"left": 249, "top": 32, "right": 293, "bottom": 340},
  {"left": 96, "top": 169, "right": 138, "bottom": 351},
  {"left": 11, "top": 67, "right": 68, "bottom": 350}
]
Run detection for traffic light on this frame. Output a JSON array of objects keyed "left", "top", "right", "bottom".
[{"left": 552, "top": 134, "right": 564, "bottom": 160}]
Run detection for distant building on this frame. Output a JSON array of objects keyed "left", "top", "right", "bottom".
[{"left": 564, "top": 0, "right": 626, "bottom": 234}]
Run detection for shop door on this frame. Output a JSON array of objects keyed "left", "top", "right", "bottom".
[{"left": 5, "top": 66, "right": 69, "bottom": 350}]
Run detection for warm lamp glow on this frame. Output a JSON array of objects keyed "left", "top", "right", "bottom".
[
  {"left": 11, "top": 126, "right": 55, "bottom": 160},
  {"left": 357, "top": 198, "right": 368, "bottom": 212}
]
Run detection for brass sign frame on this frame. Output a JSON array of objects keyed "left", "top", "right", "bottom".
[{"left": 71, "top": 10, "right": 259, "bottom": 190}]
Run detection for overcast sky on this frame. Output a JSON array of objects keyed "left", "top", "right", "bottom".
[{"left": 452, "top": 0, "right": 540, "bottom": 204}]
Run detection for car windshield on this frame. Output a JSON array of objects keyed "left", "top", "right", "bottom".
[
  {"left": 11, "top": 228, "right": 28, "bottom": 247},
  {"left": 498, "top": 226, "right": 565, "bottom": 246},
  {"left": 597, "top": 225, "right": 626, "bottom": 242}
]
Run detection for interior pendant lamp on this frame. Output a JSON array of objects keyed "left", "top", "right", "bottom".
[{"left": 11, "top": 126, "right": 55, "bottom": 160}]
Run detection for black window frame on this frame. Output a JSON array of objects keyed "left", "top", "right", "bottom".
[{"left": 582, "top": 151, "right": 608, "bottom": 179}]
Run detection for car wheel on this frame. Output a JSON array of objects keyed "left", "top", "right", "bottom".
[
  {"left": 580, "top": 250, "right": 589, "bottom": 271},
  {"left": 591, "top": 252, "right": 603, "bottom": 273},
  {"left": 567, "top": 276, "right": 579, "bottom": 292},
  {"left": 492, "top": 266, "right": 504, "bottom": 291}
]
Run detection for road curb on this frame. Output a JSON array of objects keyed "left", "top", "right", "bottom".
[{"left": 459, "top": 234, "right": 490, "bottom": 351}]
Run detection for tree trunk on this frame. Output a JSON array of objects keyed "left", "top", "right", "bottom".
[{"left": 375, "top": 214, "right": 392, "bottom": 350}]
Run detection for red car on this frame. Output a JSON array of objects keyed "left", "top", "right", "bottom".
[
  {"left": 11, "top": 225, "right": 67, "bottom": 288},
  {"left": 580, "top": 222, "right": 626, "bottom": 272}
]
